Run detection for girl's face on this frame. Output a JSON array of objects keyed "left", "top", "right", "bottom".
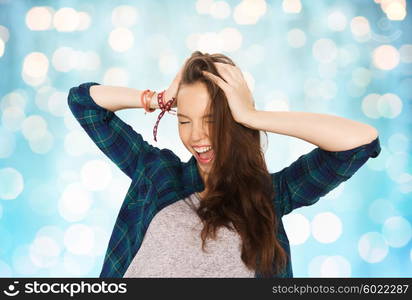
[{"left": 177, "top": 81, "right": 215, "bottom": 178}]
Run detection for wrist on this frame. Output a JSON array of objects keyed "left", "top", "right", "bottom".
[{"left": 149, "top": 92, "right": 158, "bottom": 109}]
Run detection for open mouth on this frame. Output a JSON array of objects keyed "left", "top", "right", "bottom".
[{"left": 193, "top": 147, "right": 214, "bottom": 163}]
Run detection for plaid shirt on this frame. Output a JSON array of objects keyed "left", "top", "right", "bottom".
[{"left": 68, "top": 82, "right": 381, "bottom": 278}]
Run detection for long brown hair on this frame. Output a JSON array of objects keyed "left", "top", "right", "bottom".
[{"left": 176, "top": 51, "right": 288, "bottom": 277}]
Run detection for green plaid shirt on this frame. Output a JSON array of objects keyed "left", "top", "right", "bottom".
[{"left": 68, "top": 82, "right": 381, "bottom": 278}]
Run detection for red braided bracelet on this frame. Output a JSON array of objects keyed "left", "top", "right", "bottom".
[{"left": 152, "top": 90, "right": 176, "bottom": 142}]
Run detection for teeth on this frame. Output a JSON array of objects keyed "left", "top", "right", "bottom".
[{"left": 194, "top": 146, "right": 212, "bottom": 153}]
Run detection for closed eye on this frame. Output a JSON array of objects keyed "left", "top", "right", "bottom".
[{"left": 179, "top": 121, "right": 214, "bottom": 124}]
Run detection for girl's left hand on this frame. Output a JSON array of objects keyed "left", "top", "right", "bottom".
[{"left": 202, "top": 63, "right": 256, "bottom": 124}]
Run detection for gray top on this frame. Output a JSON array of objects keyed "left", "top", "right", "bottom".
[{"left": 123, "top": 192, "right": 255, "bottom": 278}]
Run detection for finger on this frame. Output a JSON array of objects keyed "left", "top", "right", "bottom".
[
  {"left": 202, "top": 70, "right": 231, "bottom": 91},
  {"left": 215, "top": 62, "right": 243, "bottom": 84}
]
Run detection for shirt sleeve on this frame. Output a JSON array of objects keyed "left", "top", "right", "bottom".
[
  {"left": 67, "top": 82, "right": 161, "bottom": 180},
  {"left": 271, "top": 136, "right": 381, "bottom": 217}
]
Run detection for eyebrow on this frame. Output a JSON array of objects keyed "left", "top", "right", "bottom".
[{"left": 177, "top": 113, "right": 212, "bottom": 119}]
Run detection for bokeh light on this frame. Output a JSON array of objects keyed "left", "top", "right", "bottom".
[{"left": 0, "top": 0, "right": 410, "bottom": 278}]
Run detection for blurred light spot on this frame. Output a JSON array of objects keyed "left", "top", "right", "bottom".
[
  {"left": 0, "top": 168, "right": 24, "bottom": 200},
  {"left": 352, "top": 67, "right": 372, "bottom": 87},
  {"left": 159, "top": 53, "right": 179, "bottom": 75},
  {"left": 237, "top": 44, "right": 266, "bottom": 67},
  {"left": 308, "top": 255, "right": 327, "bottom": 277},
  {"left": 338, "top": 44, "right": 360, "bottom": 67},
  {"left": 372, "top": 45, "right": 400, "bottom": 70},
  {"left": 313, "top": 39, "right": 337, "bottom": 63},
  {"left": 385, "top": 1, "right": 406, "bottom": 20},
  {"left": 196, "top": 0, "right": 214, "bottom": 14},
  {"left": 56, "top": 170, "right": 78, "bottom": 190},
  {"left": 35, "top": 86, "right": 56, "bottom": 111},
  {"left": 81, "top": 51, "right": 100, "bottom": 71},
  {"left": 25, "top": 6, "right": 53, "bottom": 31},
  {"left": 377, "top": 93, "right": 402, "bottom": 118},
  {"left": 219, "top": 27, "right": 243, "bottom": 52},
  {"left": 63, "top": 110, "right": 80, "bottom": 131},
  {"left": 311, "top": 212, "right": 342, "bottom": 243},
  {"left": 304, "top": 77, "right": 322, "bottom": 98},
  {"left": 81, "top": 160, "right": 112, "bottom": 191},
  {"left": 282, "top": 213, "right": 310, "bottom": 245},
  {"left": 379, "top": 0, "right": 406, "bottom": 11},
  {"left": 59, "top": 182, "right": 93, "bottom": 222},
  {"left": 29, "top": 129, "right": 54, "bottom": 154},
  {"left": 210, "top": 1, "right": 231, "bottom": 19},
  {"left": 63, "top": 251, "right": 95, "bottom": 276},
  {"left": 76, "top": 11, "right": 91, "bottom": 31},
  {"left": 103, "top": 67, "right": 129, "bottom": 86},
  {"left": 282, "top": 0, "right": 302, "bottom": 13},
  {"left": 398, "top": 173, "right": 412, "bottom": 194},
  {"left": 0, "top": 25, "right": 10, "bottom": 42},
  {"left": 23, "top": 52, "right": 49, "bottom": 78},
  {"left": 386, "top": 152, "right": 408, "bottom": 183},
  {"left": 35, "top": 226, "right": 65, "bottom": 250},
  {"left": 361, "top": 93, "right": 380, "bottom": 119},
  {"left": 287, "top": 28, "right": 306, "bottom": 48},
  {"left": 0, "top": 260, "right": 12, "bottom": 277},
  {"left": 399, "top": 44, "right": 412, "bottom": 63},
  {"left": 89, "top": 226, "right": 111, "bottom": 256},
  {"left": 186, "top": 33, "right": 202, "bottom": 51},
  {"left": 319, "top": 79, "right": 337, "bottom": 100},
  {"left": 368, "top": 198, "right": 398, "bottom": 224},
  {"left": 264, "top": 91, "right": 290, "bottom": 111},
  {"left": 108, "top": 27, "right": 134, "bottom": 52},
  {"left": 233, "top": 0, "right": 267, "bottom": 24},
  {"left": 21, "top": 72, "right": 48, "bottom": 87},
  {"left": 320, "top": 256, "right": 351, "bottom": 277},
  {"left": 350, "top": 16, "right": 371, "bottom": 41},
  {"left": 2, "top": 106, "right": 25, "bottom": 131},
  {"left": 48, "top": 91, "right": 68, "bottom": 116},
  {"left": 388, "top": 133, "right": 408, "bottom": 153},
  {"left": 12, "top": 244, "right": 39, "bottom": 276},
  {"left": 52, "top": 47, "right": 77, "bottom": 72},
  {"left": 1, "top": 90, "right": 27, "bottom": 111},
  {"left": 0, "top": 226, "right": 13, "bottom": 256},
  {"left": 318, "top": 62, "right": 337, "bottom": 79},
  {"left": 21, "top": 115, "right": 47, "bottom": 140},
  {"left": 358, "top": 232, "right": 388, "bottom": 263},
  {"left": 196, "top": 32, "right": 223, "bottom": 53},
  {"left": 84, "top": 207, "right": 112, "bottom": 229},
  {"left": 29, "top": 182, "right": 57, "bottom": 216},
  {"left": 29, "top": 236, "right": 61, "bottom": 268},
  {"left": 112, "top": 5, "right": 138, "bottom": 27},
  {"left": 64, "top": 224, "right": 95, "bottom": 255},
  {"left": 53, "top": 7, "right": 79, "bottom": 32},
  {"left": 327, "top": 11, "right": 347, "bottom": 31},
  {"left": 146, "top": 34, "right": 171, "bottom": 59},
  {"left": 0, "top": 39, "right": 4, "bottom": 57},
  {"left": 64, "top": 130, "right": 98, "bottom": 156},
  {"left": 382, "top": 216, "right": 412, "bottom": 247},
  {"left": 105, "top": 176, "right": 130, "bottom": 210}
]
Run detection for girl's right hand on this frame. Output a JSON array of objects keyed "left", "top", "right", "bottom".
[{"left": 164, "top": 57, "right": 189, "bottom": 108}]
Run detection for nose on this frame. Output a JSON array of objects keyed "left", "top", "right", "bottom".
[{"left": 191, "top": 120, "right": 208, "bottom": 142}]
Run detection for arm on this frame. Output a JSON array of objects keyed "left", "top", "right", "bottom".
[
  {"left": 242, "top": 110, "right": 379, "bottom": 151},
  {"left": 272, "top": 136, "right": 381, "bottom": 216},
  {"left": 242, "top": 110, "right": 381, "bottom": 217},
  {"left": 67, "top": 82, "right": 161, "bottom": 180},
  {"left": 89, "top": 85, "right": 161, "bottom": 112}
]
